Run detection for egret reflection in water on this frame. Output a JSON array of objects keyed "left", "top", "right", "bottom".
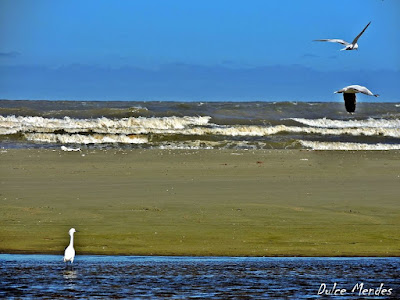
[{"left": 63, "top": 270, "right": 78, "bottom": 280}]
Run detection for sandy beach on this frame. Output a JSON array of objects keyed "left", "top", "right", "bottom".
[{"left": 0, "top": 149, "right": 399, "bottom": 256}]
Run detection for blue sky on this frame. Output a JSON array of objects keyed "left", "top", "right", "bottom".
[{"left": 0, "top": 0, "right": 399, "bottom": 101}]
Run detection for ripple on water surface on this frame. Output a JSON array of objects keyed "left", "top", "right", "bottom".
[{"left": 0, "top": 255, "right": 399, "bottom": 299}]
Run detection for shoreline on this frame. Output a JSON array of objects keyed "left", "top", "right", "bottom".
[
  {"left": 1, "top": 149, "right": 399, "bottom": 257},
  {"left": 1, "top": 250, "right": 399, "bottom": 258}
]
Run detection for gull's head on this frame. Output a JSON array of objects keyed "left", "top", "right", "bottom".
[{"left": 69, "top": 228, "right": 77, "bottom": 235}]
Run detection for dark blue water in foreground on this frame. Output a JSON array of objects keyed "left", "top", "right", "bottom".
[{"left": 0, "top": 255, "right": 398, "bottom": 299}]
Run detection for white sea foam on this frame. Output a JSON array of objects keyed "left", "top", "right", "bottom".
[
  {"left": 24, "top": 133, "right": 148, "bottom": 144},
  {"left": 0, "top": 128, "right": 19, "bottom": 135},
  {"left": 157, "top": 142, "right": 214, "bottom": 150},
  {"left": 0, "top": 115, "right": 212, "bottom": 134},
  {"left": 299, "top": 140, "right": 400, "bottom": 151},
  {"left": 61, "top": 145, "right": 81, "bottom": 152},
  {"left": 173, "top": 125, "right": 400, "bottom": 138},
  {"left": 155, "top": 140, "right": 267, "bottom": 150},
  {"left": 2, "top": 115, "right": 400, "bottom": 145},
  {"left": 290, "top": 118, "right": 400, "bottom": 129},
  {"left": 3, "top": 120, "right": 400, "bottom": 139}
]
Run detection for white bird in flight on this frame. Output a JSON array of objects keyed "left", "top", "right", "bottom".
[
  {"left": 63, "top": 228, "right": 77, "bottom": 266},
  {"left": 314, "top": 21, "right": 371, "bottom": 50},
  {"left": 334, "top": 85, "right": 379, "bottom": 113}
]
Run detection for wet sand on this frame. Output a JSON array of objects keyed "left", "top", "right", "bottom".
[{"left": 0, "top": 149, "right": 399, "bottom": 256}]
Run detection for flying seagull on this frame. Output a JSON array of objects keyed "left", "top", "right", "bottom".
[
  {"left": 334, "top": 85, "right": 379, "bottom": 113},
  {"left": 314, "top": 22, "right": 371, "bottom": 50},
  {"left": 64, "top": 228, "right": 77, "bottom": 267}
]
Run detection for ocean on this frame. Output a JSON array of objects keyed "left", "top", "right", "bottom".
[{"left": 1, "top": 100, "right": 400, "bottom": 150}]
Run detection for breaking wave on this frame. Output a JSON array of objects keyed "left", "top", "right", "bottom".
[
  {"left": 0, "top": 115, "right": 212, "bottom": 134},
  {"left": 299, "top": 140, "right": 400, "bottom": 151},
  {"left": 24, "top": 133, "right": 148, "bottom": 144},
  {"left": 1, "top": 101, "right": 399, "bottom": 150},
  {"left": 1, "top": 115, "right": 400, "bottom": 138},
  {"left": 290, "top": 118, "right": 400, "bottom": 129},
  {"left": 173, "top": 125, "right": 400, "bottom": 138}
]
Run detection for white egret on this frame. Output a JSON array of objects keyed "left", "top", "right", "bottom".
[
  {"left": 63, "top": 228, "right": 77, "bottom": 266},
  {"left": 334, "top": 85, "right": 379, "bottom": 113},
  {"left": 314, "top": 21, "right": 371, "bottom": 51}
]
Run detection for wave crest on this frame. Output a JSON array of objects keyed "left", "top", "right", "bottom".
[
  {"left": 0, "top": 115, "right": 211, "bottom": 133},
  {"left": 24, "top": 133, "right": 148, "bottom": 144},
  {"left": 291, "top": 118, "right": 400, "bottom": 129},
  {"left": 299, "top": 140, "right": 400, "bottom": 151}
]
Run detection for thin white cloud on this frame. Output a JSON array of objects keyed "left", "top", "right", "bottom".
[{"left": 0, "top": 51, "right": 21, "bottom": 58}]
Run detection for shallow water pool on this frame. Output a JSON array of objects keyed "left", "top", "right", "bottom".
[{"left": 0, "top": 255, "right": 398, "bottom": 299}]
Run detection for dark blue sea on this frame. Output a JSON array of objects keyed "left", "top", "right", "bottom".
[
  {"left": 1, "top": 100, "right": 400, "bottom": 150},
  {"left": 0, "top": 255, "right": 398, "bottom": 299}
]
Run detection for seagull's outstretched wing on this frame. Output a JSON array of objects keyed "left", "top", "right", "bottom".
[
  {"left": 354, "top": 85, "right": 379, "bottom": 96},
  {"left": 314, "top": 39, "right": 349, "bottom": 46},
  {"left": 351, "top": 21, "right": 371, "bottom": 44}
]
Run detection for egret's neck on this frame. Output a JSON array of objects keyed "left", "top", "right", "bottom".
[{"left": 69, "top": 233, "right": 74, "bottom": 247}]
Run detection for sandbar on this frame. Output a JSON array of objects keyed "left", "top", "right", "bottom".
[{"left": 0, "top": 149, "right": 399, "bottom": 256}]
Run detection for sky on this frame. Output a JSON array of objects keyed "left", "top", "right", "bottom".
[{"left": 0, "top": 0, "right": 399, "bottom": 101}]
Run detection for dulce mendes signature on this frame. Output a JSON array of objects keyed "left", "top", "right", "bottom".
[{"left": 318, "top": 283, "right": 393, "bottom": 297}]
